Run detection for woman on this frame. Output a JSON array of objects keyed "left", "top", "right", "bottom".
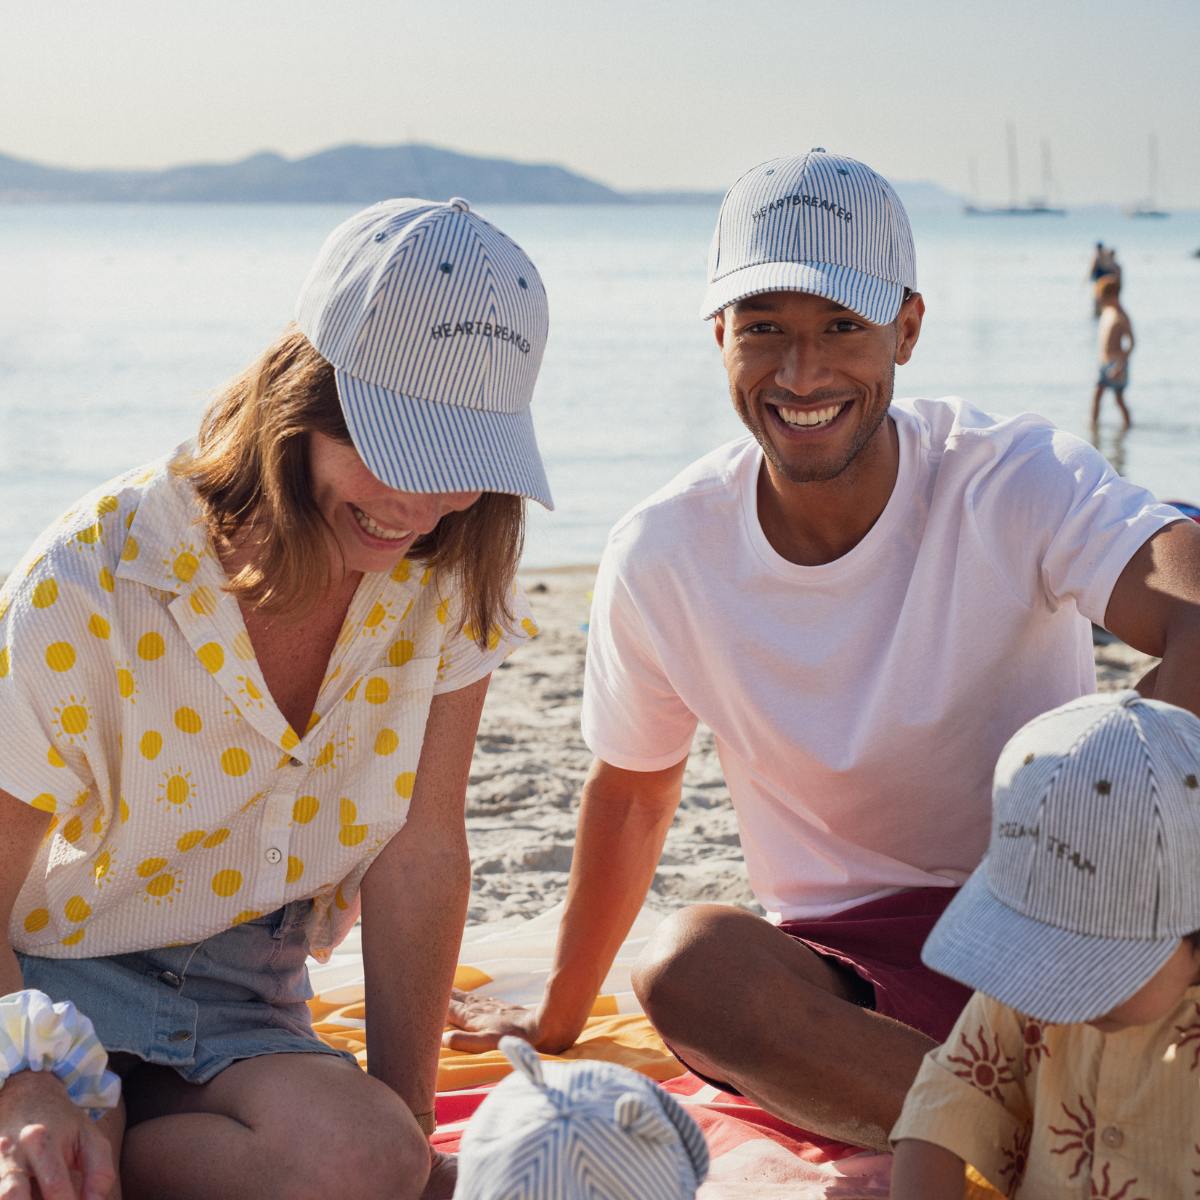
[{"left": 0, "top": 197, "right": 551, "bottom": 1200}]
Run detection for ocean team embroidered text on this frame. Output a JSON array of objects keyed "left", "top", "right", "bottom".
[
  {"left": 752, "top": 193, "right": 853, "bottom": 223},
  {"left": 430, "top": 320, "right": 531, "bottom": 354}
]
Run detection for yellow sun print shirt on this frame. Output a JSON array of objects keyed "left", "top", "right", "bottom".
[
  {"left": 0, "top": 451, "right": 535, "bottom": 961},
  {"left": 892, "top": 986, "right": 1200, "bottom": 1197}
]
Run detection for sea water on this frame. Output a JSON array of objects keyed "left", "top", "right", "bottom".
[{"left": 1, "top": 202, "right": 1198, "bottom": 573}]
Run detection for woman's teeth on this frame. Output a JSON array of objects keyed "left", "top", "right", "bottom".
[
  {"left": 351, "top": 506, "right": 411, "bottom": 541},
  {"left": 777, "top": 403, "right": 845, "bottom": 428}
]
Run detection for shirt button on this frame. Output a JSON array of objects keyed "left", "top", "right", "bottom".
[
  {"left": 168, "top": 1030, "right": 192, "bottom": 1043},
  {"left": 1100, "top": 1125, "right": 1124, "bottom": 1149},
  {"left": 289, "top": 757, "right": 302, "bottom": 767},
  {"left": 157, "top": 970, "right": 183, "bottom": 988},
  {"left": 265, "top": 847, "right": 282, "bottom": 865}
]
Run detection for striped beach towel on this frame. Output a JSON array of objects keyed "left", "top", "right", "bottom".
[{"left": 307, "top": 903, "right": 1001, "bottom": 1199}]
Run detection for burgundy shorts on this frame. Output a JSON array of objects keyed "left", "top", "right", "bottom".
[{"left": 674, "top": 886, "right": 972, "bottom": 1095}]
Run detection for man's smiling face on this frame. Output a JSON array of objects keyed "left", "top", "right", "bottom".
[{"left": 715, "top": 290, "right": 923, "bottom": 486}]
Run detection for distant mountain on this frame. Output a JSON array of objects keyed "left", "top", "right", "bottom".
[
  {"left": 626, "top": 189, "right": 725, "bottom": 205},
  {"left": 0, "top": 143, "right": 625, "bottom": 204},
  {"left": 0, "top": 144, "right": 969, "bottom": 210},
  {"left": 891, "top": 180, "right": 968, "bottom": 213},
  {"left": 0, "top": 144, "right": 970, "bottom": 210}
]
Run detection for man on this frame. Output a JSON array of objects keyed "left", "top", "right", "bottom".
[
  {"left": 447, "top": 150, "right": 1200, "bottom": 1150},
  {"left": 1092, "top": 272, "right": 1135, "bottom": 428}
]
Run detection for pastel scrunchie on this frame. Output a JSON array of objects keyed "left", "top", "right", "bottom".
[{"left": 0, "top": 990, "right": 121, "bottom": 1119}]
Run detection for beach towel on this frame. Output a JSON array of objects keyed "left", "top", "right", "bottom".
[{"left": 307, "top": 903, "right": 1002, "bottom": 1199}]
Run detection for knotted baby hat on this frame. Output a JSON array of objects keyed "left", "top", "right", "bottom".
[{"left": 455, "top": 1036, "right": 710, "bottom": 1199}]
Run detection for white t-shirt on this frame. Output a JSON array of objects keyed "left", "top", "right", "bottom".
[{"left": 581, "top": 397, "right": 1183, "bottom": 923}]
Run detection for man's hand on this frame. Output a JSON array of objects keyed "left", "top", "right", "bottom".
[
  {"left": 443, "top": 989, "right": 573, "bottom": 1055},
  {"left": 0, "top": 1071, "right": 117, "bottom": 1200}
]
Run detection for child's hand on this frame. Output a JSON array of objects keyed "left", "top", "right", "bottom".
[
  {"left": 419, "top": 1149, "right": 455, "bottom": 1200},
  {"left": 890, "top": 1138, "right": 966, "bottom": 1200}
]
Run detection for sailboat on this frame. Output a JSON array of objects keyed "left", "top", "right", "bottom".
[
  {"left": 964, "top": 126, "right": 1066, "bottom": 216},
  {"left": 1127, "top": 134, "right": 1168, "bottom": 218}
]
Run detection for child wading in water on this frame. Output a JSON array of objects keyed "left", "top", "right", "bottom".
[
  {"left": 1091, "top": 274, "right": 1135, "bottom": 429},
  {"left": 891, "top": 689, "right": 1200, "bottom": 1198}
]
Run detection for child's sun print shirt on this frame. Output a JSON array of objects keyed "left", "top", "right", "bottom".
[{"left": 893, "top": 986, "right": 1200, "bottom": 1197}]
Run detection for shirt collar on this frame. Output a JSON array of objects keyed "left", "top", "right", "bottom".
[{"left": 114, "top": 446, "right": 214, "bottom": 597}]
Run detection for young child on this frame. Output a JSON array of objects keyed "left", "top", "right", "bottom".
[
  {"left": 456, "top": 1036, "right": 709, "bottom": 1200},
  {"left": 1091, "top": 273, "right": 1135, "bottom": 428},
  {"left": 891, "top": 689, "right": 1200, "bottom": 1198}
]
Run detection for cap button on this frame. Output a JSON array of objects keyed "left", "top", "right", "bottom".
[
  {"left": 448, "top": 197, "right": 470, "bottom": 213},
  {"left": 811, "top": 147, "right": 827, "bottom": 153}
]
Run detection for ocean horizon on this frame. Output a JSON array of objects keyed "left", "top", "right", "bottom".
[{"left": 2, "top": 202, "right": 1199, "bottom": 575}]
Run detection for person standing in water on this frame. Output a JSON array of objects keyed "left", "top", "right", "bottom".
[{"left": 1092, "top": 274, "right": 1134, "bottom": 429}]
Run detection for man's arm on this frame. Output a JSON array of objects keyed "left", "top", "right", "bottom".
[
  {"left": 1104, "top": 520, "right": 1200, "bottom": 716},
  {"left": 445, "top": 755, "right": 686, "bottom": 1053}
]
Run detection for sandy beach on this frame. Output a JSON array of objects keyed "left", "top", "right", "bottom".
[
  {"left": 465, "top": 565, "right": 1156, "bottom": 924},
  {"left": 0, "top": 558, "right": 1156, "bottom": 929}
]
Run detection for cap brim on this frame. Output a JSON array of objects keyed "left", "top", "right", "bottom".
[
  {"left": 701, "top": 261, "right": 904, "bottom": 325},
  {"left": 921, "top": 866, "right": 1181, "bottom": 1023},
  {"left": 335, "top": 370, "right": 554, "bottom": 510}
]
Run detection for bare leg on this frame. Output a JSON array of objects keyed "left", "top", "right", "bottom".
[
  {"left": 632, "top": 904, "right": 938, "bottom": 1152},
  {"left": 1090, "top": 385, "right": 1104, "bottom": 426},
  {"left": 120, "top": 1053, "right": 429, "bottom": 1200},
  {"left": 1113, "top": 388, "right": 1132, "bottom": 429}
]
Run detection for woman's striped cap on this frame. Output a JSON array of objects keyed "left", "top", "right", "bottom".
[
  {"left": 923, "top": 691, "right": 1200, "bottom": 1023},
  {"left": 296, "top": 197, "right": 553, "bottom": 508},
  {"left": 701, "top": 149, "right": 917, "bottom": 325}
]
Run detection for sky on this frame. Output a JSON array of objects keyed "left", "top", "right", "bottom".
[{"left": 5, "top": 0, "right": 1198, "bottom": 207}]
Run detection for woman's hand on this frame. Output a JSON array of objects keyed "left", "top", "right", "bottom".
[
  {"left": 443, "top": 989, "right": 572, "bottom": 1054},
  {"left": 0, "top": 1071, "right": 117, "bottom": 1200}
]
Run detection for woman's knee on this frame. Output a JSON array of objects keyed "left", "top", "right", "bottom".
[{"left": 272, "top": 1105, "right": 429, "bottom": 1200}]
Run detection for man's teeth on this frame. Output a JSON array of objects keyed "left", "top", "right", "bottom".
[
  {"left": 777, "top": 403, "right": 845, "bottom": 428},
  {"left": 352, "top": 506, "right": 411, "bottom": 541}
]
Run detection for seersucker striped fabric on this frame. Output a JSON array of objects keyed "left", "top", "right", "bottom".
[
  {"left": 296, "top": 197, "right": 553, "bottom": 508},
  {"left": 0, "top": 452, "right": 536, "bottom": 961},
  {"left": 922, "top": 690, "right": 1200, "bottom": 1023},
  {"left": 701, "top": 148, "right": 917, "bottom": 324},
  {"left": 456, "top": 1036, "right": 709, "bottom": 1200}
]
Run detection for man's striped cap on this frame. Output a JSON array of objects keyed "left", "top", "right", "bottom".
[
  {"left": 701, "top": 149, "right": 917, "bottom": 325},
  {"left": 296, "top": 197, "right": 553, "bottom": 508}
]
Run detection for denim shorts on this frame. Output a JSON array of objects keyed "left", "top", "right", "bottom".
[{"left": 17, "top": 901, "right": 357, "bottom": 1084}]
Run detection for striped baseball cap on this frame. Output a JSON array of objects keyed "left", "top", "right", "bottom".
[
  {"left": 922, "top": 691, "right": 1200, "bottom": 1023},
  {"left": 701, "top": 148, "right": 917, "bottom": 324},
  {"left": 296, "top": 197, "right": 553, "bottom": 508},
  {"left": 456, "top": 1036, "right": 709, "bottom": 1200}
]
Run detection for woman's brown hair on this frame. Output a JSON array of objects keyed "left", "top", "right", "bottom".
[{"left": 174, "top": 325, "right": 524, "bottom": 645}]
